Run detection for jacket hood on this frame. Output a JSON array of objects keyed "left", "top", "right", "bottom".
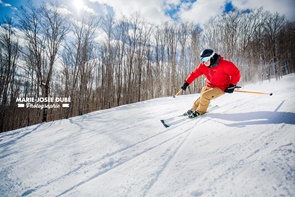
[{"left": 209, "top": 54, "right": 221, "bottom": 67}]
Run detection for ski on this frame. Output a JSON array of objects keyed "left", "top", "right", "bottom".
[{"left": 160, "top": 105, "right": 219, "bottom": 128}]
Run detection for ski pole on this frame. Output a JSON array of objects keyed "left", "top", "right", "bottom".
[
  {"left": 173, "top": 89, "right": 183, "bottom": 98},
  {"left": 234, "top": 89, "right": 273, "bottom": 96}
]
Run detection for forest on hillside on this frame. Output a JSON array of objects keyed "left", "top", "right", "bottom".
[{"left": 0, "top": 1, "right": 294, "bottom": 132}]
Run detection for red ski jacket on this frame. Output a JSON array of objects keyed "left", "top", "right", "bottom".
[{"left": 186, "top": 56, "right": 241, "bottom": 91}]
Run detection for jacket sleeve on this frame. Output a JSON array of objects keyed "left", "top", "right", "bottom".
[
  {"left": 186, "top": 64, "right": 203, "bottom": 84},
  {"left": 224, "top": 62, "right": 241, "bottom": 85}
]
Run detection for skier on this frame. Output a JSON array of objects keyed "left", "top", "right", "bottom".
[{"left": 181, "top": 49, "right": 241, "bottom": 118}]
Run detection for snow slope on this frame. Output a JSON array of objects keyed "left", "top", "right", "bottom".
[{"left": 1, "top": 74, "right": 295, "bottom": 197}]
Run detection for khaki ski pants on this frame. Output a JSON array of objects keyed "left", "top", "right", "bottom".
[{"left": 192, "top": 86, "right": 224, "bottom": 114}]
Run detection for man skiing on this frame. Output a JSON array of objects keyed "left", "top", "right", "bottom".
[{"left": 181, "top": 49, "right": 241, "bottom": 118}]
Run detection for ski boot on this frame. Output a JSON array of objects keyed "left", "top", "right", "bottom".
[
  {"left": 188, "top": 111, "right": 201, "bottom": 118},
  {"left": 183, "top": 109, "right": 193, "bottom": 116}
]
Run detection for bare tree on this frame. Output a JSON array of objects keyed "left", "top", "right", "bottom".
[
  {"left": 263, "top": 12, "right": 285, "bottom": 80},
  {"left": 112, "top": 20, "right": 127, "bottom": 106},
  {"left": 277, "top": 21, "right": 295, "bottom": 74},
  {"left": 153, "top": 25, "right": 167, "bottom": 97},
  {"left": 0, "top": 17, "right": 20, "bottom": 132},
  {"left": 100, "top": 14, "right": 116, "bottom": 108},
  {"left": 134, "top": 19, "right": 152, "bottom": 101},
  {"left": 62, "top": 12, "right": 100, "bottom": 116},
  {"left": 188, "top": 26, "right": 203, "bottom": 92},
  {"left": 18, "top": 1, "right": 69, "bottom": 122}
]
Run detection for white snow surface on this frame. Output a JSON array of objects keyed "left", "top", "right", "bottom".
[{"left": 1, "top": 74, "right": 295, "bottom": 197}]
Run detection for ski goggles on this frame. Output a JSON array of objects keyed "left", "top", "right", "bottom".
[{"left": 200, "top": 51, "right": 215, "bottom": 62}]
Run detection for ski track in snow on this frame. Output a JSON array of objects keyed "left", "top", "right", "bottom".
[{"left": 0, "top": 74, "right": 295, "bottom": 197}]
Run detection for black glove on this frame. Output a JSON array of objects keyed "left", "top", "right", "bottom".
[
  {"left": 181, "top": 82, "right": 189, "bottom": 91},
  {"left": 224, "top": 84, "right": 236, "bottom": 93}
]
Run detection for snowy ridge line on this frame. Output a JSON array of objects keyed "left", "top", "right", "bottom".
[{"left": 1, "top": 74, "right": 295, "bottom": 197}]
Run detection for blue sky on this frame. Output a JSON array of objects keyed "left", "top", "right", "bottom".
[
  {"left": 0, "top": 0, "right": 19, "bottom": 19},
  {"left": 0, "top": 0, "right": 294, "bottom": 25}
]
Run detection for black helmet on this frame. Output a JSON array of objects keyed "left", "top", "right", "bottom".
[{"left": 200, "top": 49, "right": 215, "bottom": 62}]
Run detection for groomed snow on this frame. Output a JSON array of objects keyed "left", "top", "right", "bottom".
[{"left": 1, "top": 74, "right": 295, "bottom": 197}]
